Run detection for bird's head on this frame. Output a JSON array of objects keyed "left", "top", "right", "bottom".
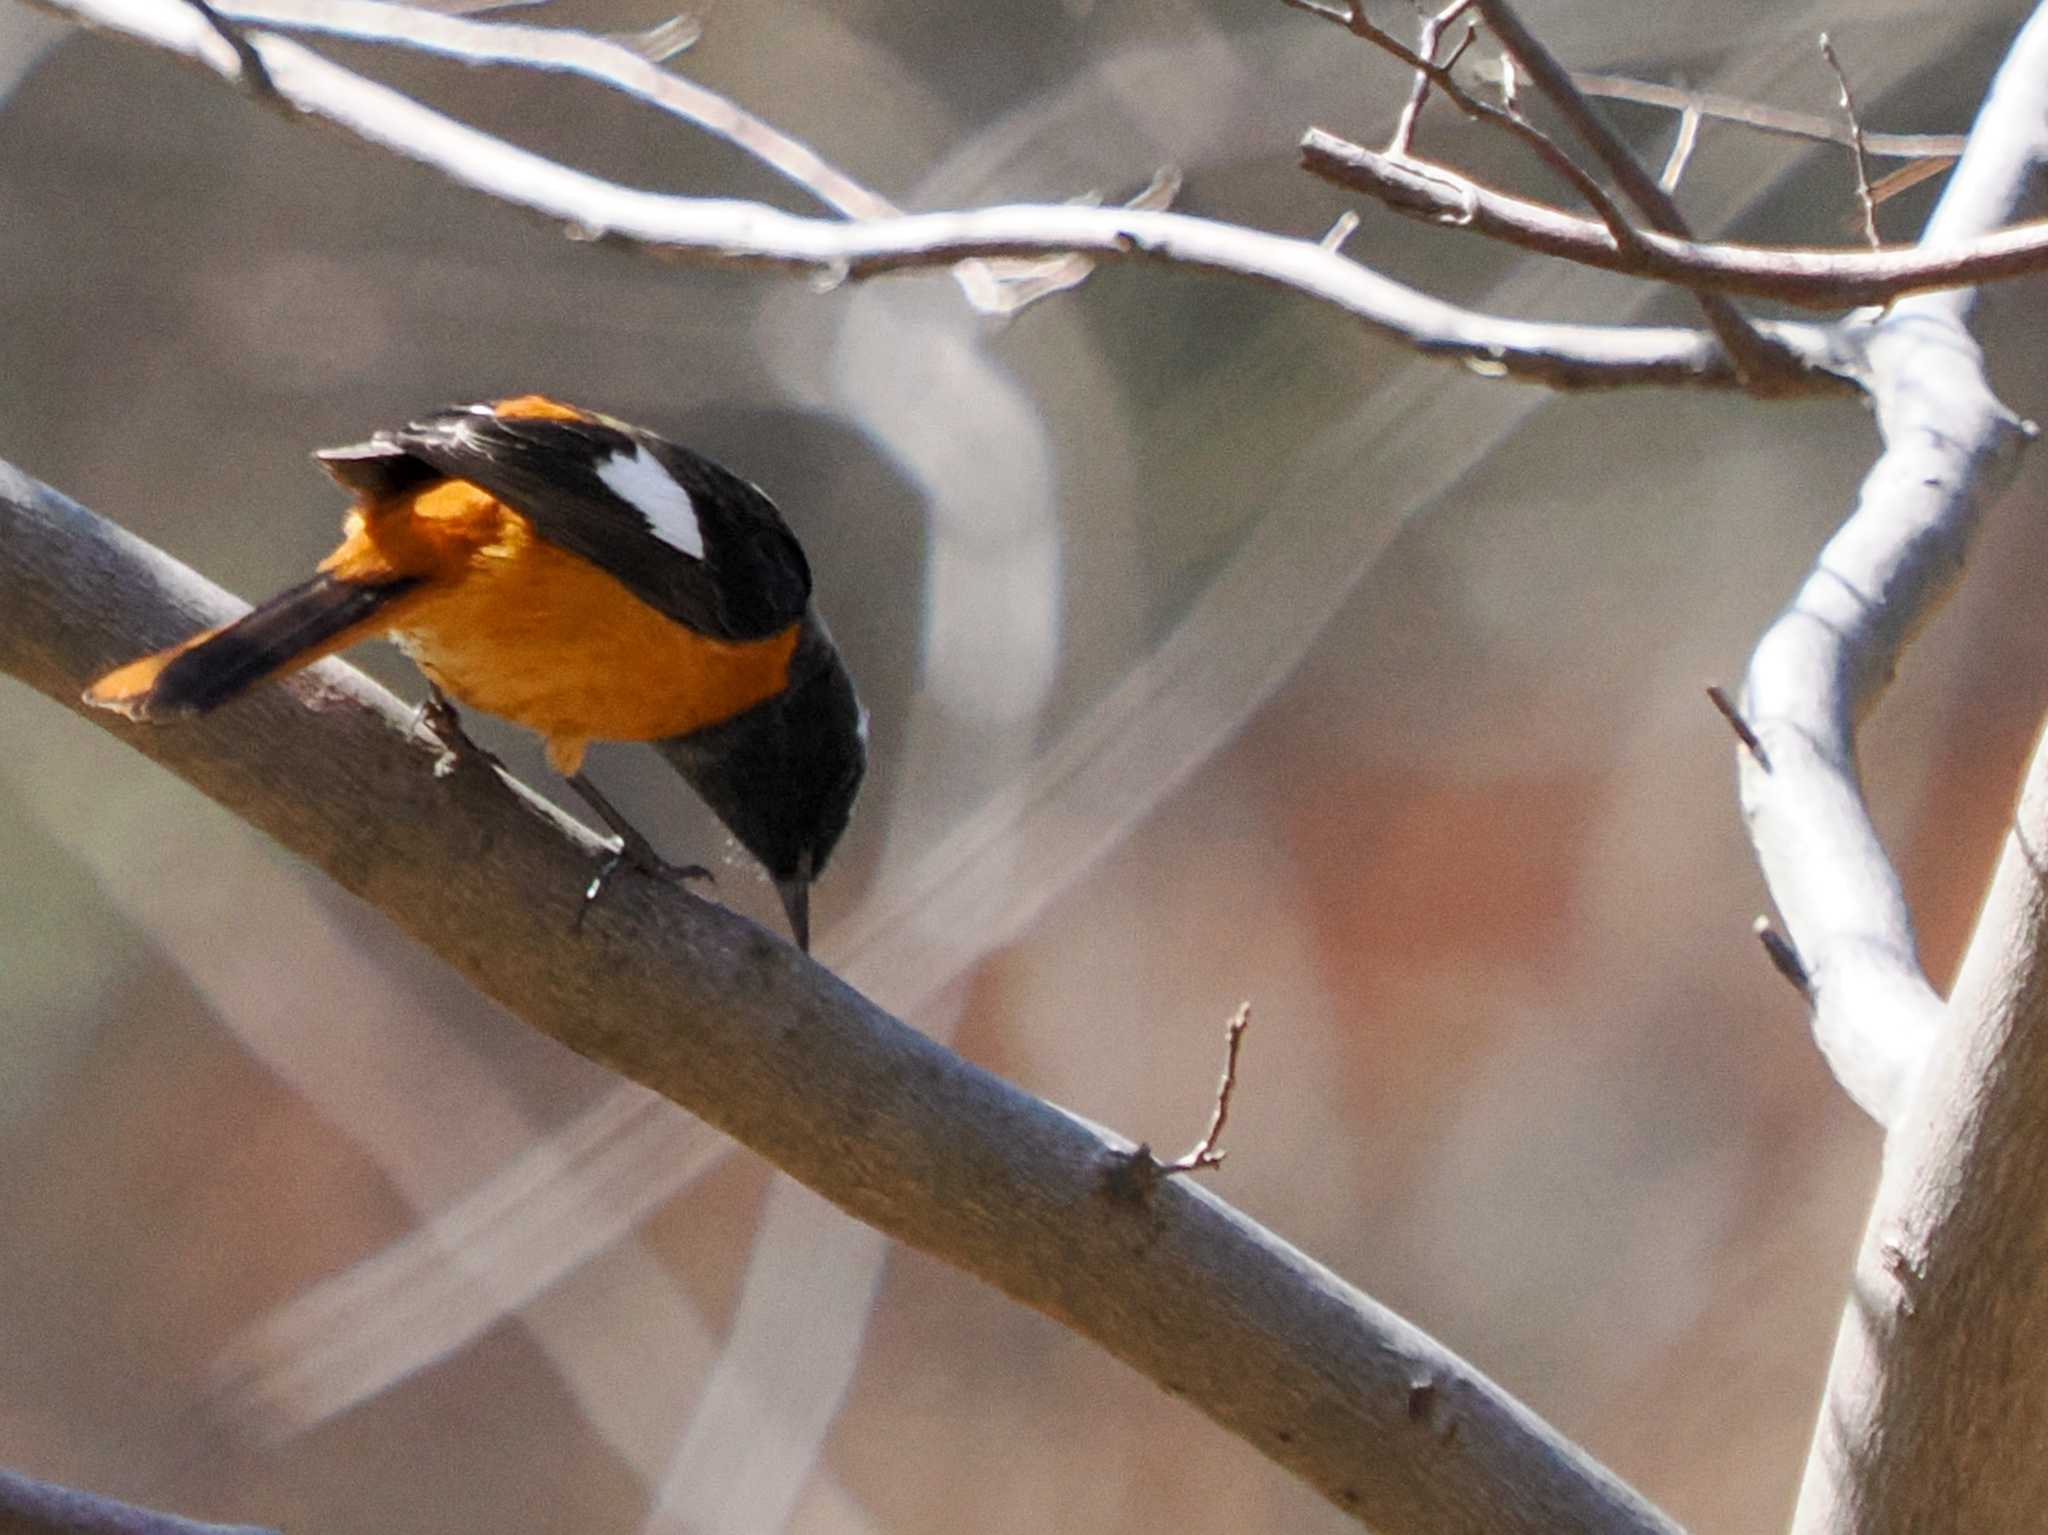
[{"left": 655, "top": 613, "right": 866, "bottom": 951}]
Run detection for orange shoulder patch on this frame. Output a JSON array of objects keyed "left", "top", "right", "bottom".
[{"left": 490, "top": 395, "right": 589, "bottom": 423}]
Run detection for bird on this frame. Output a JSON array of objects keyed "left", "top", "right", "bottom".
[{"left": 84, "top": 394, "right": 866, "bottom": 950}]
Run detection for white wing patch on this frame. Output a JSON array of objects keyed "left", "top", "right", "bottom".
[{"left": 596, "top": 445, "right": 704, "bottom": 560}]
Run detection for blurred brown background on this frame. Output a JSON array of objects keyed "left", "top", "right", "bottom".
[{"left": 3, "top": 0, "right": 2046, "bottom": 1530}]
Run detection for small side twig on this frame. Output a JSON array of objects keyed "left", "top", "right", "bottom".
[
  {"left": 1705, "top": 683, "right": 1770, "bottom": 770},
  {"left": 1158, "top": 1002, "right": 1252, "bottom": 1175},
  {"left": 1104, "top": 1003, "right": 1253, "bottom": 1198},
  {"left": 1389, "top": 0, "right": 1476, "bottom": 156},
  {"left": 1470, "top": 0, "right": 1797, "bottom": 389},
  {"left": 1658, "top": 105, "right": 1702, "bottom": 193},
  {"left": 1754, "top": 917, "right": 1812, "bottom": 997},
  {"left": 182, "top": 0, "right": 287, "bottom": 110},
  {"left": 1819, "top": 34, "right": 1881, "bottom": 250},
  {"left": 1280, "top": 0, "right": 1654, "bottom": 262}
]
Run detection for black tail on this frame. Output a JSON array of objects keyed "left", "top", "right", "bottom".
[{"left": 86, "top": 572, "right": 420, "bottom": 719}]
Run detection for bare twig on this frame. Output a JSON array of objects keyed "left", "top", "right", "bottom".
[
  {"left": 1280, "top": 0, "right": 1656, "bottom": 263},
  {"left": 1157, "top": 1003, "right": 1253, "bottom": 1176},
  {"left": 180, "top": 0, "right": 286, "bottom": 107},
  {"left": 1866, "top": 157, "right": 1959, "bottom": 208},
  {"left": 0, "top": 464, "right": 1684, "bottom": 1535},
  {"left": 967, "top": 168, "right": 1185, "bottom": 318},
  {"left": 1469, "top": 0, "right": 1794, "bottom": 389},
  {"left": 1705, "top": 682, "right": 1768, "bottom": 769},
  {"left": 1658, "top": 104, "right": 1701, "bottom": 193},
  {"left": 1389, "top": 0, "right": 1476, "bottom": 157},
  {"left": 1300, "top": 128, "right": 2048, "bottom": 308},
  {"left": 1568, "top": 71, "right": 1967, "bottom": 164},
  {"left": 606, "top": 11, "right": 696, "bottom": 62},
  {"left": 219, "top": 0, "right": 885, "bottom": 217},
  {"left": 1753, "top": 917, "right": 1811, "bottom": 997},
  {"left": 1819, "top": 35, "right": 1881, "bottom": 250},
  {"left": 34, "top": 0, "right": 1857, "bottom": 391},
  {"left": 213, "top": 0, "right": 1132, "bottom": 316},
  {"left": 1320, "top": 208, "right": 1360, "bottom": 252}
]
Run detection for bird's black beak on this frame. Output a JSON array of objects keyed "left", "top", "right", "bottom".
[{"left": 776, "top": 854, "right": 813, "bottom": 952}]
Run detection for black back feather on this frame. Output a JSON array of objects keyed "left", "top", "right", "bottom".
[{"left": 329, "top": 407, "right": 814, "bottom": 642}]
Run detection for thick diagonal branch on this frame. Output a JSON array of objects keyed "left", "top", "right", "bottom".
[{"left": 0, "top": 467, "right": 1682, "bottom": 1535}]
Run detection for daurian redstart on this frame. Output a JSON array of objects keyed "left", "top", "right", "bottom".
[{"left": 85, "top": 395, "right": 866, "bottom": 949}]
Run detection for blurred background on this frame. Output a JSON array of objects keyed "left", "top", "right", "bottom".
[{"left": 3, "top": 0, "right": 2046, "bottom": 1530}]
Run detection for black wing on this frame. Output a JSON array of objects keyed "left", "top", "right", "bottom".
[{"left": 322, "top": 403, "right": 812, "bottom": 642}]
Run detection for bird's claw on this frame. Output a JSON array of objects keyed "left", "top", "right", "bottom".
[
  {"left": 574, "top": 838, "right": 714, "bottom": 929},
  {"left": 416, "top": 688, "right": 505, "bottom": 781}
]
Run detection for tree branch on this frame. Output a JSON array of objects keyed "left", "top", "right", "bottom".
[
  {"left": 1796, "top": 706, "right": 2048, "bottom": 1529},
  {"left": 0, "top": 464, "right": 1683, "bottom": 1535},
  {"left": 33, "top": 0, "right": 1860, "bottom": 393},
  {"left": 1566, "top": 71, "right": 1967, "bottom": 163},
  {"left": 1469, "top": 0, "right": 1790, "bottom": 386},
  {"left": 206, "top": 0, "right": 1133, "bottom": 316},
  {"left": 1302, "top": 127, "right": 2048, "bottom": 308},
  {"left": 1737, "top": 2, "right": 2043, "bottom": 1130},
  {"left": 1747, "top": 3, "right": 2048, "bottom": 1524},
  {"left": 1278, "top": 0, "right": 1659, "bottom": 263}
]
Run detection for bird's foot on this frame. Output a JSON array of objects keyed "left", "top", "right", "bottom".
[
  {"left": 578, "top": 837, "right": 714, "bottom": 927},
  {"left": 565, "top": 770, "right": 713, "bottom": 929},
  {"left": 416, "top": 686, "right": 505, "bottom": 781}
]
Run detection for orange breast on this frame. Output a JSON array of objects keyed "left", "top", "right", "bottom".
[{"left": 323, "top": 480, "right": 798, "bottom": 774}]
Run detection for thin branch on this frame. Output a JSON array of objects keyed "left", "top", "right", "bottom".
[
  {"left": 34, "top": 0, "right": 1853, "bottom": 392},
  {"left": 1818, "top": 34, "right": 1880, "bottom": 251},
  {"left": 1657, "top": 103, "right": 1701, "bottom": 193},
  {"left": 1280, "top": 0, "right": 1657, "bottom": 263},
  {"left": 605, "top": 12, "right": 697, "bottom": 63},
  {"left": 0, "top": 468, "right": 1684, "bottom": 1535},
  {"left": 1300, "top": 128, "right": 2048, "bottom": 308},
  {"left": 1156, "top": 1002, "right": 1252, "bottom": 1176},
  {"left": 1753, "top": 917, "right": 1811, "bottom": 998},
  {"left": 1704, "top": 683, "right": 1767, "bottom": 769},
  {"left": 212, "top": 0, "right": 1105, "bottom": 315},
  {"left": 1388, "top": 0, "right": 1476, "bottom": 157},
  {"left": 215, "top": 0, "right": 862, "bottom": 208},
  {"left": 1469, "top": 0, "right": 1791, "bottom": 388},
  {"left": 1568, "top": 71, "right": 1968, "bottom": 163},
  {"left": 966, "top": 168, "right": 1186, "bottom": 318},
  {"left": 1865, "top": 156, "right": 1958, "bottom": 209},
  {"left": 179, "top": 0, "right": 285, "bottom": 105}
]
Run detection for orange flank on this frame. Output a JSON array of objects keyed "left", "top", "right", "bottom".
[{"left": 322, "top": 480, "right": 800, "bottom": 775}]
